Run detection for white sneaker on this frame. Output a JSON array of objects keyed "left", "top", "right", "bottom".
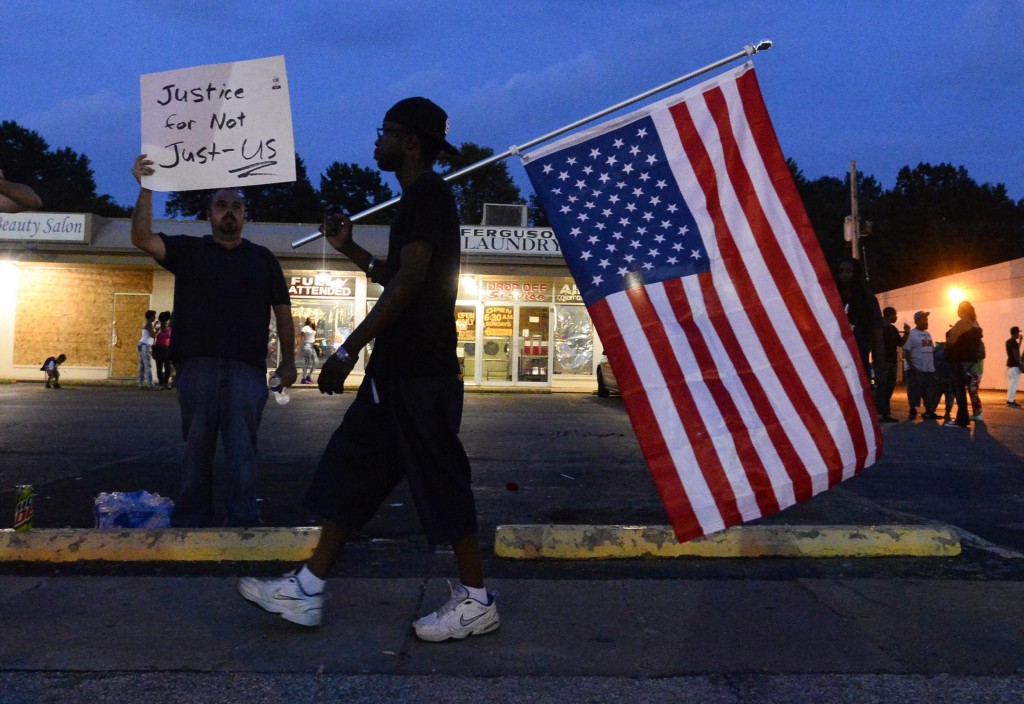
[
  {"left": 970, "top": 413, "right": 983, "bottom": 421},
  {"left": 413, "top": 582, "right": 500, "bottom": 642},
  {"left": 237, "top": 572, "right": 324, "bottom": 627}
]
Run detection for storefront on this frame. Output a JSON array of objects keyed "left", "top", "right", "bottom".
[
  {"left": 452, "top": 275, "right": 593, "bottom": 388},
  {"left": 0, "top": 212, "right": 600, "bottom": 391}
]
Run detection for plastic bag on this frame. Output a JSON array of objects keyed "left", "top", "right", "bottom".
[{"left": 94, "top": 490, "right": 174, "bottom": 529}]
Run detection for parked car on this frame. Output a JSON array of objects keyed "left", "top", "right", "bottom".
[{"left": 596, "top": 352, "right": 619, "bottom": 397}]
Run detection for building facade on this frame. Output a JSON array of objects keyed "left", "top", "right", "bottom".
[{"left": 0, "top": 212, "right": 601, "bottom": 391}]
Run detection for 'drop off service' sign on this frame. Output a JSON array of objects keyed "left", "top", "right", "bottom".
[{"left": 140, "top": 56, "right": 296, "bottom": 192}]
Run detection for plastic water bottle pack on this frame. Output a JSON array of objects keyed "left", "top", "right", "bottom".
[{"left": 93, "top": 490, "right": 174, "bottom": 529}]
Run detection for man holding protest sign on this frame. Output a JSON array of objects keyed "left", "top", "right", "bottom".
[
  {"left": 237, "top": 98, "right": 499, "bottom": 642},
  {"left": 130, "top": 155, "right": 295, "bottom": 527}
]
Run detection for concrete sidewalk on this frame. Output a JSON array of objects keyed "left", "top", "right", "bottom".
[
  {"left": 2, "top": 574, "right": 1023, "bottom": 676},
  {"left": 1, "top": 573, "right": 1024, "bottom": 703}
]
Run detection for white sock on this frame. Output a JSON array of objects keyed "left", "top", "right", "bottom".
[
  {"left": 462, "top": 583, "right": 489, "bottom": 603},
  {"left": 296, "top": 565, "right": 326, "bottom": 594}
]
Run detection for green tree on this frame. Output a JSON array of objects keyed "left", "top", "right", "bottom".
[
  {"left": 437, "top": 142, "right": 523, "bottom": 224},
  {"left": 0, "top": 120, "right": 130, "bottom": 216},
  {"left": 871, "top": 162, "right": 1024, "bottom": 289},
  {"left": 166, "top": 154, "right": 320, "bottom": 222},
  {"left": 319, "top": 161, "right": 394, "bottom": 225},
  {"left": 163, "top": 188, "right": 210, "bottom": 220},
  {"left": 788, "top": 158, "right": 1024, "bottom": 291},
  {"left": 243, "top": 154, "right": 320, "bottom": 223}
]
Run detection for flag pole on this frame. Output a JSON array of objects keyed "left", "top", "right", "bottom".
[{"left": 291, "top": 39, "right": 772, "bottom": 249}]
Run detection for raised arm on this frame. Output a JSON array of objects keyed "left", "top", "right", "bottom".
[
  {"left": 129, "top": 155, "right": 166, "bottom": 261},
  {"left": 0, "top": 168, "right": 43, "bottom": 213},
  {"left": 322, "top": 212, "right": 388, "bottom": 284}
]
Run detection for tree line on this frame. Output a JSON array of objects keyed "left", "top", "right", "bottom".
[
  {"left": 791, "top": 159, "right": 1024, "bottom": 291},
  {"left": 3, "top": 119, "right": 1022, "bottom": 291}
]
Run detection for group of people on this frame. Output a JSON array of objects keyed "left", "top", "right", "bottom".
[
  {"left": 137, "top": 309, "right": 174, "bottom": 390},
  {"left": 129, "top": 97, "right": 497, "bottom": 642},
  {"left": 899, "top": 304, "right": 987, "bottom": 427},
  {"left": 837, "top": 256, "right": 1020, "bottom": 428}
]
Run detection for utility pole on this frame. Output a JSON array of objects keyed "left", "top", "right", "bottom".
[{"left": 848, "top": 160, "right": 860, "bottom": 260}]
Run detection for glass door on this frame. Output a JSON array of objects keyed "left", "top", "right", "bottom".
[
  {"left": 481, "top": 304, "right": 513, "bottom": 384},
  {"left": 517, "top": 306, "right": 551, "bottom": 384}
]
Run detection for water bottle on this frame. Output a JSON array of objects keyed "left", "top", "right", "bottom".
[{"left": 269, "top": 372, "right": 290, "bottom": 405}]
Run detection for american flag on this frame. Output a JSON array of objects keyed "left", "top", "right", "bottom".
[{"left": 523, "top": 63, "right": 882, "bottom": 542}]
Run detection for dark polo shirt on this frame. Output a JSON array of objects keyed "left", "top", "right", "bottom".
[{"left": 158, "top": 234, "right": 290, "bottom": 370}]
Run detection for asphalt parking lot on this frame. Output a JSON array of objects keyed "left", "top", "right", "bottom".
[{"left": 1, "top": 383, "right": 1023, "bottom": 703}]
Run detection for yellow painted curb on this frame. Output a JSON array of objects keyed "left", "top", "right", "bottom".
[
  {"left": 0, "top": 527, "right": 320, "bottom": 563},
  {"left": 494, "top": 524, "right": 962, "bottom": 559}
]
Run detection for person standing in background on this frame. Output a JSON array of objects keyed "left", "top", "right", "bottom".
[
  {"left": 153, "top": 311, "right": 173, "bottom": 390},
  {"left": 836, "top": 257, "right": 884, "bottom": 407},
  {"left": 299, "top": 317, "right": 318, "bottom": 384},
  {"left": 1007, "top": 326, "right": 1023, "bottom": 408},
  {"left": 944, "top": 301, "right": 983, "bottom": 428},
  {"left": 903, "top": 311, "right": 937, "bottom": 421},
  {"left": 138, "top": 309, "right": 157, "bottom": 390},
  {"left": 875, "top": 306, "right": 902, "bottom": 423}
]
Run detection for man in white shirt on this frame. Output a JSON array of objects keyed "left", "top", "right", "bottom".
[{"left": 903, "top": 310, "right": 937, "bottom": 420}]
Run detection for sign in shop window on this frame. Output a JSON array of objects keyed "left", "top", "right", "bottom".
[
  {"left": 456, "top": 309, "right": 476, "bottom": 341},
  {"left": 555, "top": 282, "right": 583, "bottom": 303},
  {"left": 288, "top": 275, "right": 353, "bottom": 298},
  {"left": 483, "top": 306, "right": 514, "bottom": 337},
  {"left": 481, "top": 281, "right": 552, "bottom": 302}
]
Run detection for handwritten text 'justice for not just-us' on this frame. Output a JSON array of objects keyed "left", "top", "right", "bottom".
[{"left": 155, "top": 81, "right": 277, "bottom": 175}]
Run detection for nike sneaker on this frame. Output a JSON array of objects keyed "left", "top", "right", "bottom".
[
  {"left": 413, "top": 582, "right": 499, "bottom": 642},
  {"left": 237, "top": 572, "right": 324, "bottom": 627}
]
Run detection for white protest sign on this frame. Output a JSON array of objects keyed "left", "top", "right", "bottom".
[{"left": 140, "top": 56, "right": 296, "bottom": 192}]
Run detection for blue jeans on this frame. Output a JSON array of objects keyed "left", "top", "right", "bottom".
[
  {"left": 301, "top": 343, "right": 317, "bottom": 379},
  {"left": 173, "top": 357, "right": 268, "bottom": 526},
  {"left": 137, "top": 343, "right": 154, "bottom": 388}
]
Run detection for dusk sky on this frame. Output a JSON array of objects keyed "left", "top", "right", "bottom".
[{"left": 4, "top": 1, "right": 1022, "bottom": 229}]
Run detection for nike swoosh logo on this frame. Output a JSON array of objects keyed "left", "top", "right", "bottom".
[
  {"left": 460, "top": 611, "right": 489, "bottom": 627},
  {"left": 274, "top": 592, "right": 313, "bottom": 601}
]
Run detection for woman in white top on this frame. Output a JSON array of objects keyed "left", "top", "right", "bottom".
[
  {"left": 137, "top": 309, "right": 157, "bottom": 389},
  {"left": 300, "top": 317, "right": 318, "bottom": 384}
]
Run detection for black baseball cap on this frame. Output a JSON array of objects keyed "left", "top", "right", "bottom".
[{"left": 383, "top": 97, "right": 459, "bottom": 154}]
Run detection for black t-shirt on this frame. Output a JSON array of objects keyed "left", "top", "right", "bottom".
[
  {"left": 157, "top": 234, "right": 290, "bottom": 370},
  {"left": 1007, "top": 338, "right": 1023, "bottom": 368},
  {"left": 882, "top": 323, "right": 902, "bottom": 363},
  {"left": 367, "top": 171, "right": 461, "bottom": 378}
]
